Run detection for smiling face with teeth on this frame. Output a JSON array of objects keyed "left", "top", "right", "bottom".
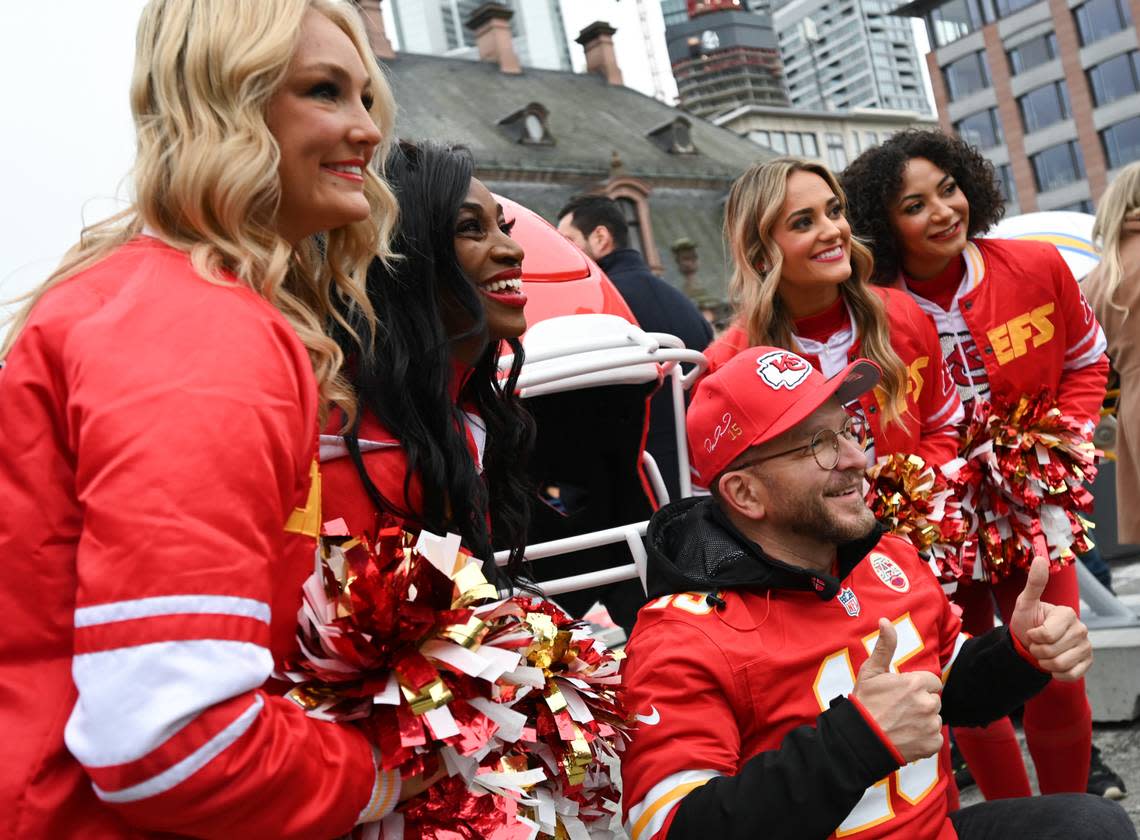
[
  {"left": 889, "top": 156, "right": 971, "bottom": 280},
  {"left": 448, "top": 178, "right": 527, "bottom": 362},
  {"left": 265, "top": 10, "right": 383, "bottom": 244},
  {"left": 769, "top": 171, "right": 855, "bottom": 319}
]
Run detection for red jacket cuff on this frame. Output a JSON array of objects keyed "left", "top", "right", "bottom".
[
  {"left": 1010, "top": 628, "right": 1049, "bottom": 673},
  {"left": 847, "top": 694, "right": 906, "bottom": 767}
]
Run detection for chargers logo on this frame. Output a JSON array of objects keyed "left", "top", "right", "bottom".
[
  {"left": 838, "top": 586, "right": 861, "bottom": 617},
  {"left": 756, "top": 351, "right": 810, "bottom": 390},
  {"left": 870, "top": 552, "right": 910, "bottom": 593}
]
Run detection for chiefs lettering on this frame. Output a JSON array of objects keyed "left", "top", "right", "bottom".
[
  {"left": 986, "top": 303, "right": 1055, "bottom": 365},
  {"left": 906, "top": 356, "right": 928, "bottom": 402}
]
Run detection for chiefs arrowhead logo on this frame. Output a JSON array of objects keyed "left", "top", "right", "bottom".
[
  {"left": 756, "top": 351, "right": 810, "bottom": 391},
  {"left": 869, "top": 552, "right": 910, "bottom": 593}
]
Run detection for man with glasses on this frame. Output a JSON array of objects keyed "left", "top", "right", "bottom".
[{"left": 620, "top": 347, "right": 1131, "bottom": 840}]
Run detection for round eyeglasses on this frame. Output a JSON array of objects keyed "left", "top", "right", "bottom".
[{"left": 729, "top": 415, "right": 864, "bottom": 472}]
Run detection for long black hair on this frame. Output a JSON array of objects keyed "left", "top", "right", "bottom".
[
  {"left": 337, "top": 141, "right": 536, "bottom": 588},
  {"left": 841, "top": 128, "right": 1006, "bottom": 283}
]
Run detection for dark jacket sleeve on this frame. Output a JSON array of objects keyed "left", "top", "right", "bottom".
[
  {"left": 941, "top": 626, "right": 1051, "bottom": 727},
  {"left": 666, "top": 697, "right": 900, "bottom": 840}
]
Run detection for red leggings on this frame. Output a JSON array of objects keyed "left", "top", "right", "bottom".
[{"left": 951, "top": 563, "right": 1091, "bottom": 796}]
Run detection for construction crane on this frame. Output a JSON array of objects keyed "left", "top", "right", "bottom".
[{"left": 616, "top": 0, "right": 669, "bottom": 102}]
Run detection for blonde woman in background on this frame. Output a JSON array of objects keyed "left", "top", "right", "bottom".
[
  {"left": 0, "top": 1, "right": 432, "bottom": 836},
  {"left": 1086, "top": 162, "right": 1140, "bottom": 546}
]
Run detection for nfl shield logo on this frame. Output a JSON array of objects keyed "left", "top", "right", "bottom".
[{"left": 838, "top": 586, "right": 861, "bottom": 617}]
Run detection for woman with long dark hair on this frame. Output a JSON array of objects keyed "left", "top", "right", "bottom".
[
  {"left": 322, "top": 141, "right": 536, "bottom": 586},
  {"left": 842, "top": 129, "right": 1110, "bottom": 800}
]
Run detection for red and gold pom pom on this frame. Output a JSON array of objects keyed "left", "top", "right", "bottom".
[
  {"left": 275, "top": 519, "right": 629, "bottom": 838},
  {"left": 956, "top": 392, "right": 1098, "bottom": 581},
  {"left": 865, "top": 452, "right": 973, "bottom": 581}
]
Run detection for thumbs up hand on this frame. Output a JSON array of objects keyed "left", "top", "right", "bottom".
[
  {"left": 851, "top": 619, "right": 945, "bottom": 763},
  {"left": 1007, "top": 555, "right": 1092, "bottom": 682}
]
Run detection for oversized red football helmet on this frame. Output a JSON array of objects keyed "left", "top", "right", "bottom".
[{"left": 491, "top": 196, "right": 707, "bottom": 633}]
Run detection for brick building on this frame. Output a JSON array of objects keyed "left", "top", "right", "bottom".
[{"left": 892, "top": 0, "right": 1140, "bottom": 212}]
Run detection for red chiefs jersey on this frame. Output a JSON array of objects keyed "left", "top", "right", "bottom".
[
  {"left": 894, "top": 239, "right": 1108, "bottom": 431},
  {"left": 704, "top": 287, "right": 962, "bottom": 466},
  {"left": 0, "top": 238, "right": 393, "bottom": 838},
  {"left": 621, "top": 533, "right": 965, "bottom": 840}
]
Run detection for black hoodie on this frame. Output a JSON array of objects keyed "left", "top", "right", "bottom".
[{"left": 634, "top": 497, "right": 1051, "bottom": 840}]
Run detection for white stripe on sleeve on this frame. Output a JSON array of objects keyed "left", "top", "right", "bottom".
[
  {"left": 942, "top": 633, "right": 969, "bottom": 682},
  {"left": 1063, "top": 325, "right": 1107, "bottom": 371},
  {"left": 65, "top": 639, "right": 272, "bottom": 767},
  {"left": 625, "top": 769, "right": 720, "bottom": 840},
  {"left": 75, "top": 595, "right": 270, "bottom": 627},
  {"left": 92, "top": 696, "right": 264, "bottom": 803}
]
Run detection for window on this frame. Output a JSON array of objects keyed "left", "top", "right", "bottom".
[
  {"left": 996, "top": 163, "right": 1018, "bottom": 204},
  {"left": 769, "top": 131, "right": 788, "bottom": 154},
  {"left": 803, "top": 133, "right": 820, "bottom": 157},
  {"left": 995, "top": 0, "right": 1039, "bottom": 15},
  {"left": 864, "top": 131, "right": 879, "bottom": 148},
  {"left": 1088, "top": 51, "right": 1140, "bottom": 106},
  {"left": 943, "top": 51, "right": 991, "bottom": 100},
  {"left": 1055, "top": 200, "right": 1095, "bottom": 213},
  {"left": 1102, "top": 115, "right": 1140, "bottom": 168},
  {"left": 1008, "top": 32, "right": 1058, "bottom": 74},
  {"left": 749, "top": 130, "right": 771, "bottom": 147},
  {"left": 616, "top": 198, "right": 644, "bottom": 255},
  {"left": 787, "top": 132, "right": 804, "bottom": 155},
  {"left": 956, "top": 108, "right": 1004, "bottom": 150},
  {"left": 1031, "top": 141, "right": 1086, "bottom": 191},
  {"left": 928, "top": 0, "right": 985, "bottom": 47},
  {"left": 1075, "top": 0, "right": 1134, "bottom": 46},
  {"left": 826, "top": 133, "right": 848, "bottom": 170},
  {"left": 1019, "top": 82, "right": 1071, "bottom": 133}
]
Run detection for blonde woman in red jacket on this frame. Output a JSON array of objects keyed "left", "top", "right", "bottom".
[
  {"left": 0, "top": 1, "right": 431, "bottom": 836},
  {"left": 709, "top": 158, "right": 963, "bottom": 468},
  {"left": 843, "top": 129, "right": 1110, "bottom": 800}
]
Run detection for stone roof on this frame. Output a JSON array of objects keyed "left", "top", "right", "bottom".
[
  {"left": 380, "top": 52, "right": 768, "bottom": 185},
  {"left": 481, "top": 179, "right": 732, "bottom": 295}
]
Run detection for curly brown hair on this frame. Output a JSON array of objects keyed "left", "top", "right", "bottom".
[{"left": 841, "top": 129, "right": 1006, "bottom": 283}]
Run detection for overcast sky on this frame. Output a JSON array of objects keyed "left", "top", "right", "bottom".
[{"left": 0, "top": 1, "right": 932, "bottom": 337}]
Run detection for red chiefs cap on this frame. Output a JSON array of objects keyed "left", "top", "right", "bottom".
[{"left": 688, "top": 346, "right": 881, "bottom": 484}]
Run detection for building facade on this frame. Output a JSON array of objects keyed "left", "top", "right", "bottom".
[
  {"left": 714, "top": 103, "right": 938, "bottom": 169},
  {"left": 774, "top": 0, "right": 931, "bottom": 114},
  {"left": 893, "top": 0, "right": 1140, "bottom": 211},
  {"left": 359, "top": 2, "right": 770, "bottom": 297},
  {"left": 389, "top": 0, "right": 572, "bottom": 70},
  {"left": 661, "top": 0, "right": 691, "bottom": 28},
  {"left": 665, "top": 8, "right": 790, "bottom": 118}
]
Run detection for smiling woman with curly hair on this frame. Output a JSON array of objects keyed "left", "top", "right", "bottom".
[
  {"left": 841, "top": 129, "right": 1007, "bottom": 284},
  {"left": 842, "top": 128, "right": 1110, "bottom": 803}
]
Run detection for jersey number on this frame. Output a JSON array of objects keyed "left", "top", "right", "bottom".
[{"left": 811, "top": 614, "right": 940, "bottom": 836}]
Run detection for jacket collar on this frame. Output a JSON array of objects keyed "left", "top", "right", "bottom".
[
  {"left": 597, "top": 248, "right": 651, "bottom": 275},
  {"left": 645, "top": 496, "right": 884, "bottom": 602}
]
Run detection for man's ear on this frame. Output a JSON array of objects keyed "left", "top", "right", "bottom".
[
  {"left": 716, "top": 470, "right": 768, "bottom": 523},
  {"left": 589, "top": 224, "right": 614, "bottom": 255}
]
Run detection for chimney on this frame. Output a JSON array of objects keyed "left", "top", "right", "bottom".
[
  {"left": 355, "top": 0, "right": 395, "bottom": 61},
  {"left": 576, "top": 22, "right": 623, "bottom": 87},
  {"left": 465, "top": 3, "right": 522, "bottom": 75}
]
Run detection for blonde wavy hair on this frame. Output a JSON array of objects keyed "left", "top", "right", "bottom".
[
  {"left": 724, "top": 157, "right": 909, "bottom": 427},
  {"left": 1092, "top": 161, "right": 1140, "bottom": 317},
  {"left": 1, "top": 0, "right": 398, "bottom": 423}
]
